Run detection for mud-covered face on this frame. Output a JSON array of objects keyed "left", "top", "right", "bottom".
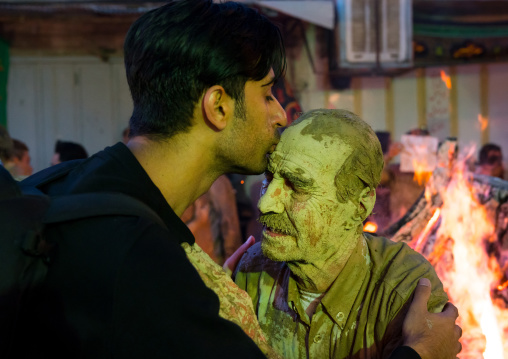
[{"left": 258, "top": 120, "right": 358, "bottom": 263}]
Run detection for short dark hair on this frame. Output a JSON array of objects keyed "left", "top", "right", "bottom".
[
  {"left": 12, "top": 139, "right": 29, "bottom": 160},
  {"left": 124, "top": 0, "right": 286, "bottom": 141},
  {"left": 479, "top": 143, "right": 502, "bottom": 165},
  {"left": 55, "top": 140, "right": 88, "bottom": 162}
]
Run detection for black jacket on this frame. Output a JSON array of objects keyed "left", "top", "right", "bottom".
[{"left": 15, "top": 143, "right": 265, "bottom": 359}]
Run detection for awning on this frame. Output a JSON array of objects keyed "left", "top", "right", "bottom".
[
  {"left": 0, "top": 1, "right": 336, "bottom": 29},
  {"left": 234, "top": 0, "right": 335, "bottom": 29}
]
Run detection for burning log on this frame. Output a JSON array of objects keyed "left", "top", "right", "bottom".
[{"left": 384, "top": 139, "right": 457, "bottom": 243}]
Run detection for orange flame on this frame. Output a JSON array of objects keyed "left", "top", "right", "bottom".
[
  {"left": 478, "top": 114, "right": 489, "bottom": 132},
  {"left": 441, "top": 70, "right": 452, "bottom": 89},
  {"left": 412, "top": 158, "right": 433, "bottom": 186},
  {"left": 363, "top": 221, "right": 378, "bottom": 233},
  {"left": 423, "top": 154, "right": 508, "bottom": 358},
  {"left": 498, "top": 280, "right": 508, "bottom": 291}
]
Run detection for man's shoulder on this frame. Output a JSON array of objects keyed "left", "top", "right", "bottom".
[
  {"left": 235, "top": 242, "right": 284, "bottom": 276},
  {"left": 364, "top": 233, "right": 448, "bottom": 309},
  {"left": 365, "top": 233, "right": 431, "bottom": 272}
]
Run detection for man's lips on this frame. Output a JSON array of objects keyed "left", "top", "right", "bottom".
[{"left": 264, "top": 226, "right": 285, "bottom": 237}]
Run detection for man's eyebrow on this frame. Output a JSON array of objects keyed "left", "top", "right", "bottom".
[
  {"left": 261, "top": 76, "right": 277, "bottom": 87},
  {"left": 282, "top": 170, "right": 314, "bottom": 188}
]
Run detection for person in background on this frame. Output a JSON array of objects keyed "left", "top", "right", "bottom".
[
  {"left": 51, "top": 140, "right": 88, "bottom": 165},
  {"left": 367, "top": 131, "right": 403, "bottom": 234},
  {"left": 476, "top": 143, "right": 504, "bottom": 179},
  {"left": 181, "top": 174, "right": 243, "bottom": 265},
  {"left": 0, "top": 124, "right": 13, "bottom": 167},
  {"left": 4, "top": 139, "right": 33, "bottom": 180}
]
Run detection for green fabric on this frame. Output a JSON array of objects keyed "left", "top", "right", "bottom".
[
  {"left": 235, "top": 234, "right": 448, "bottom": 359},
  {"left": 414, "top": 24, "right": 508, "bottom": 38},
  {"left": 0, "top": 39, "right": 8, "bottom": 128}
]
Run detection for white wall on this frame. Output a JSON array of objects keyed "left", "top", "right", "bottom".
[
  {"left": 7, "top": 56, "right": 132, "bottom": 172},
  {"left": 7, "top": 51, "right": 508, "bottom": 174},
  {"left": 288, "top": 25, "right": 508, "bottom": 168}
]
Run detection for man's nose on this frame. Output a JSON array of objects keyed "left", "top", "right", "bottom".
[
  {"left": 273, "top": 98, "right": 287, "bottom": 129},
  {"left": 258, "top": 179, "right": 285, "bottom": 214}
]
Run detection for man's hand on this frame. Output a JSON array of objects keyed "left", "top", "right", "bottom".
[
  {"left": 403, "top": 278, "right": 462, "bottom": 359},
  {"left": 223, "top": 236, "right": 256, "bottom": 277}
]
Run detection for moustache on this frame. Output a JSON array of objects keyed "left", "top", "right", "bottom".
[{"left": 258, "top": 213, "right": 297, "bottom": 237}]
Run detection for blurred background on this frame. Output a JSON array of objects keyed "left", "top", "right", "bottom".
[{"left": 0, "top": 0, "right": 507, "bottom": 173}]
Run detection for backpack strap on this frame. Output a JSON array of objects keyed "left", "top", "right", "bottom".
[
  {"left": 19, "top": 192, "right": 167, "bottom": 261},
  {"left": 20, "top": 160, "right": 166, "bottom": 228},
  {"left": 44, "top": 192, "right": 167, "bottom": 230}
]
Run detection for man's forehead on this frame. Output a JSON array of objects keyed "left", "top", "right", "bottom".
[
  {"left": 278, "top": 120, "right": 351, "bottom": 156},
  {"left": 268, "top": 147, "right": 324, "bottom": 173},
  {"left": 269, "top": 119, "right": 354, "bottom": 178}
]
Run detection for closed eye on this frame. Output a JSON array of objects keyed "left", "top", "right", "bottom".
[{"left": 284, "top": 178, "right": 296, "bottom": 191}]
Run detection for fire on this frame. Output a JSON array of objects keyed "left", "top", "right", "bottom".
[
  {"left": 412, "top": 158, "right": 433, "bottom": 186},
  {"left": 411, "top": 208, "right": 440, "bottom": 253},
  {"left": 478, "top": 114, "right": 489, "bottom": 131},
  {"left": 363, "top": 221, "right": 378, "bottom": 233},
  {"left": 441, "top": 70, "right": 452, "bottom": 89},
  {"left": 424, "top": 153, "right": 508, "bottom": 358}
]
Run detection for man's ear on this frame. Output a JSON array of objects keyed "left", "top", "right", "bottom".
[
  {"left": 202, "top": 85, "right": 234, "bottom": 131},
  {"left": 355, "top": 187, "right": 376, "bottom": 221}
]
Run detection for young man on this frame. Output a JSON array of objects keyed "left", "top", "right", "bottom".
[
  {"left": 10, "top": 1, "right": 459, "bottom": 358},
  {"left": 8, "top": 139, "right": 33, "bottom": 180},
  {"left": 235, "top": 109, "right": 459, "bottom": 359},
  {"left": 0, "top": 138, "right": 33, "bottom": 180}
]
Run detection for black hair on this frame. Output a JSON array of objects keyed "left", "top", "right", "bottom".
[
  {"left": 124, "top": 0, "right": 286, "bottom": 141},
  {"left": 55, "top": 140, "right": 88, "bottom": 162},
  {"left": 479, "top": 143, "right": 502, "bottom": 165}
]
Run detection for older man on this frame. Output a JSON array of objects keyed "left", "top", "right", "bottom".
[{"left": 235, "top": 109, "right": 449, "bottom": 359}]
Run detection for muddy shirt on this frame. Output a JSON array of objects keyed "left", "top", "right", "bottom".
[{"left": 234, "top": 233, "right": 448, "bottom": 359}]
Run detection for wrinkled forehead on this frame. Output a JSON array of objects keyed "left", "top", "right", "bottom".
[{"left": 269, "top": 120, "right": 352, "bottom": 174}]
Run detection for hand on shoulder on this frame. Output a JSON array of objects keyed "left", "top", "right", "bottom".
[{"left": 402, "top": 278, "right": 462, "bottom": 359}]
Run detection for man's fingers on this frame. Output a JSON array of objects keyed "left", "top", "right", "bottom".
[
  {"left": 223, "top": 235, "right": 256, "bottom": 275},
  {"left": 457, "top": 340, "right": 462, "bottom": 355},
  {"left": 410, "top": 278, "right": 432, "bottom": 311},
  {"left": 456, "top": 324, "right": 462, "bottom": 339},
  {"left": 441, "top": 302, "right": 459, "bottom": 320}
]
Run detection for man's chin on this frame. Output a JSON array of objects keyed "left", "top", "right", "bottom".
[
  {"left": 232, "top": 157, "right": 267, "bottom": 176},
  {"left": 261, "top": 233, "right": 297, "bottom": 262},
  {"left": 261, "top": 241, "right": 285, "bottom": 262}
]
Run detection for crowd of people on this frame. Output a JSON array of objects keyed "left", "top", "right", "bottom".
[
  {"left": 0, "top": 124, "right": 89, "bottom": 180},
  {"left": 2, "top": 0, "right": 493, "bottom": 358}
]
